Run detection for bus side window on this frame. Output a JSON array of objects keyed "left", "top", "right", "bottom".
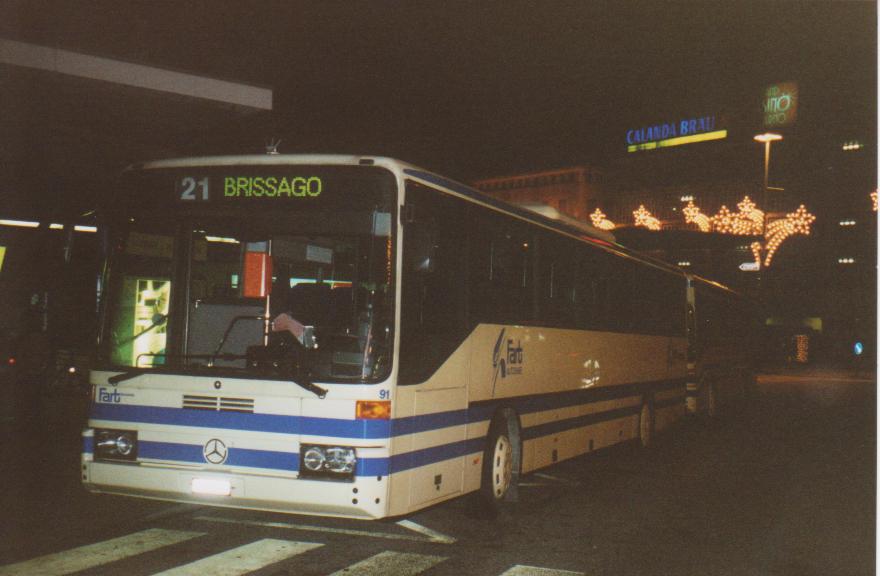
[
  {"left": 470, "top": 206, "right": 533, "bottom": 325},
  {"left": 538, "top": 233, "right": 576, "bottom": 328}
]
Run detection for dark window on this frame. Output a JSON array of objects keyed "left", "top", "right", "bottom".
[
  {"left": 470, "top": 206, "right": 533, "bottom": 325},
  {"left": 537, "top": 232, "right": 577, "bottom": 328},
  {"left": 399, "top": 182, "right": 469, "bottom": 384}
]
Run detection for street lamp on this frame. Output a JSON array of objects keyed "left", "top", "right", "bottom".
[
  {"left": 754, "top": 132, "right": 783, "bottom": 229},
  {"left": 754, "top": 132, "right": 783, "bottom": 190}
]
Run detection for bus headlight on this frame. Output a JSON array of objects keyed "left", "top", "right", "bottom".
[
  {"left": 94, "top": 429, "right": 138, "bottom": 461},
  {"left": 299, "top": 445, "right": 356, "bottom": 479},
  {"left": 302, "top": 446, "right": 326, "bottom": 472}
]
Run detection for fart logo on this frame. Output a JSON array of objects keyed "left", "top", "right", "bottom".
[
  {"left": 97, "top": 387, "right": 135, "bottom": 403},
  {"left": 492, "top": 329, "right": 524, "bottom": 395}
]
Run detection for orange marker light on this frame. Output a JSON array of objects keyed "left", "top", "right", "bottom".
[{"left": 356, "top": 400, "right": 391, "bottom": 420}]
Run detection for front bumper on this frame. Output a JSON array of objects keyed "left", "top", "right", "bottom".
[{"left": 82, "top": 458, "right": 389, "bottom": 519}]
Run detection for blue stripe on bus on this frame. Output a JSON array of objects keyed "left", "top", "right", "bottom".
[
  {"left": 467, "top": 378, "right": 685, "bottom": 422},
  {"left": 139, "top": 440, "right": 299, "bottom": 471},
  {"left": 88, "top": 378, "right": 685, "bottom": 447},
  {"left": 521, "top": 405, "right": 641, "bottom": 441},
  {"left": 99, "top": 391, "right": 684, "bottom": 475},
  {"left": 83, "top": 435, "right": 94, "bottom": 454},
  {"left": 391, "top": 409, "right": 469, "bottom": 436},
  {"left": 90, "top": 404, "right": 391, "bottom": 439}
]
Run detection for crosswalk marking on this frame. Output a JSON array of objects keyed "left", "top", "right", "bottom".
[
  {"left": 395, "top": 520, "right": 457, "bottom": 544},
  {"left": 195, "top": 514, "right": 454, "bottom": 544},
  {"left": 499, "top": 566, "right": 585, "bottom": 576},
  {"left": 0, "top": 528, "right": 203, "bottom": 576},
  {"left": 0, "top": 525, "right": 584, "bottom": 576},
  {"left": 328, "top": 551, "right": 446, "bottom": 575},
  {"left": 151, "top": 538, "right": 322, "bottom": 576}
]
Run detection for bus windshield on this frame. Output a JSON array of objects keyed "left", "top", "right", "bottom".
[{"left": 99, "top": 164, "right": 397, "bottom": 383}]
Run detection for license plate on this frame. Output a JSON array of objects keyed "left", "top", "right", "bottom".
[{"left": 191, "top": 477, "right": 232, "bottom": 496}]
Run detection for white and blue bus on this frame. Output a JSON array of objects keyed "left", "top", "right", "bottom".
[{"left": 82, "top": 155, "right": 704, "bottom": 519}]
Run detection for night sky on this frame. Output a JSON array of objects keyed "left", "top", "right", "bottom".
[{"left": 0, "top": 1, "right": 876, "bottom": 201}]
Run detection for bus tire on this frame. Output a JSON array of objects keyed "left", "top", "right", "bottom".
[
  {"left": 638, "top": 397, "right": 654, "bottom": 448},
  {"left": 480, "top": 413, "right": 518, "bottom": 508}
]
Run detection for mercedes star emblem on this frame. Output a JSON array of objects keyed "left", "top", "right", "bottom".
[{"left": 203, "top": 438, "right": 228, "bottom": 465}]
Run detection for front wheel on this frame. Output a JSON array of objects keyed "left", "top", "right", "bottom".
[{"left": 481, "top": 418, "right": 515, "bottom": 505}]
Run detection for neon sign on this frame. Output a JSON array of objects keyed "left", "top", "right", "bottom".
[
  {"left": 763, "top": 82, "right": 798, "bottom": 127},
  {"left": 626, "top": 115, "right": 726, "bottom": 152}
]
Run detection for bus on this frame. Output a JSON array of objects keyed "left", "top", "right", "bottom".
[
  {"left": 686, "top": 275, "right": 757, "bottom": 416},
  {"left": 82, "top": 154, "right": 698, "bottom": 519}
]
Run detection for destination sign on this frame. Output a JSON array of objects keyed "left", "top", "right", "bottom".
[
  {"left": 224, "top": 176, "right": 322, "bottom": 198},
  {"left": 118, "top": 164, "right": 395, "bottom": 217},
  {"left": 177, "top": 175, "right": 323, "bottom": 201}
]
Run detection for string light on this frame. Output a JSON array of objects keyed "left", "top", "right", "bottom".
[
  {"left": 750, "top": 241, "right": 763, "bottom": 267},
  {"left": 795, "top": 335, "right": 809, "bottom": 363},
  {"left": 683, "top": 201, "right": 711, "bottom": 232},
  {"left": 677, "top": 196, "right": 814, "bottom": 268},
  {"left": 734, "top": 196, "right": 764, "bottom": 234},
  {"left": 762, "top": 205, "right": 816, "bottom": 267},
  {"left": 871, "top": 190, "right": 878, "bottom": 212},
  {"left": 708, "top": 197, "right": 764, "bottom": 235},
  {"left": 633, "top": 205, "right": 661, "bottom": 230},
  {"left": 712, "top": 205, "right": 735, "bottom": 234},
  {"left": 590, "top": 208, "right": 616, "bottom": 230}
]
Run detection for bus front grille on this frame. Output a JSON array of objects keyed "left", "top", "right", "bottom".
[{"left": 183, "top": 395, "right": 254, "bottom": 413}]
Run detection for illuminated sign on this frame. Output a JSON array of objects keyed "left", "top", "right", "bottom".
[
  {"left": 224, "top": 176, "right": 322, "bottom": 198},
  {"left": 177, "top": 175, "right": 324, "bottom": 201},
  {"left": 626, "top": 115, "right": 727, "bottom": 152},
  {"left": 763, "top": 82, "right": 798, "bottom": 127}
]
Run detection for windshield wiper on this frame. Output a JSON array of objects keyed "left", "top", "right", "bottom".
[
  {"left": 105, "top": 353, "right": 328, "bottom": 398},
  {"left": 108, "top": 367, "right": 149, "bottom": 384},
  {"left": 291, "top": 372, "right": 328, "bottom": 399}
]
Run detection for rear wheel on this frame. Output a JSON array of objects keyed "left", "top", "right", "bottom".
[{"left": 481, "top": 418, "right": 515, "bottom": 505}]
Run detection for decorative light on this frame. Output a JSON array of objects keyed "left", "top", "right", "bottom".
[
  {"left": 712, "top": 205, "right": 735, "bottom": 234},
  {"left": 838, "top": 257, "right": 856, "bottom": 264},
  {"left": 633, "top": 205, "right": 661, "bottom": 230},
  {"left": 839, "top": 220, "right": 857, "bottom": 227},
  {"left": 680, "top": 195, "right": 694, "bottom": 202},
  {"left": 708, "top": 197, "right": 764, "bottom": 235},
  {"left": 795, "top": 335, "right": 809, "bottom": 363},
  {"left": 871, "top": 190, "right": 878, "bottom": 212},
  {"left": 590, "top": 208, "right": 616, "bottom": 230},
  {"left": 750, "top": 241, "right": 763, "bottom": 267},
  {"left": 683, "top": 201, "right": 711, "bottom": 232},
  {"left": 734, "top": 196, "right": 764, "bottom": 234},
  {"left": 677, "top": 261, "right": 691, "bottom": 267},
  {"left": 842, "top": 141, "right": 863, "bottom": 151},
  {"left": 762, "top": 205, "right": 816, "bottom": 267},
  {"left": 678, "top": 195, "right": 815, "bottom": 268}
]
